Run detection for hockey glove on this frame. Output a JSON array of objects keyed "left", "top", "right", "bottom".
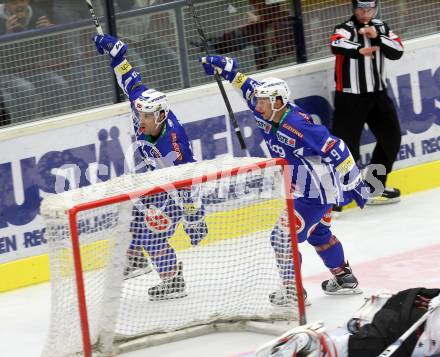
[
  {"left": 341, "top": 176, "right": 369, "bottom": 209},
  {"left": 331, "top": 142, "right": 369, "bottom": 208},
  {"left": 199, "top": 56, "right": 238, "bottom": 82},
  {"left": 183, "top": 219, "right": 208, "bottom": 246},
  {"left": 94, "top": 34, "right": 127, "bottom": 59},
  {"left": 179, "top": 188, "right": 208, "bottom": 246}
]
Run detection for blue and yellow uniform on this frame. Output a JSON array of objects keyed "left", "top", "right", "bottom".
[
  {"left": 200, "top": 55, "right": 366, "bottom": 294},
  {"left": 98, "top": 36, "right": 207, "bottom": 277}
]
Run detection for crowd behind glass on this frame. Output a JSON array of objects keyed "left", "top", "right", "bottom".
[{"left": 0, "top": 0, "right": 438, "bottom": 126}]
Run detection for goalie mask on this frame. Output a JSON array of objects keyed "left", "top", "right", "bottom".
[
  {"left": 252, "top": 78, "right": 291, "bottom": 121},
  {"left": 134, "top": 89, "right": 170, "bottom": 126}
]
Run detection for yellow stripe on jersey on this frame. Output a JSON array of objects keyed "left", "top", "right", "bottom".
[
  {"left": 336, "top": 156, "right": 355, "bottom": 174},
  {"left": 232, "top": 72, "right": 248, "bottom": 89},
  {"left": 116, "top": 59, "right": 132, "bottom": 75}
]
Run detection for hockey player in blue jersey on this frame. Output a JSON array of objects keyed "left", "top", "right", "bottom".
[
  {"left": 94, "top": 34, "right": 208, "bottom": 301},
  {"left": 200, "top": 56, "right": 369, "bottom": 305}
]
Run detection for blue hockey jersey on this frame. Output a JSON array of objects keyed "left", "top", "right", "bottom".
[
  {"left": 112, "top": 57, "right": 195, "bottom": 169},
  {"left": 232, "top": 74, "right": 362, "bottom": 205}
]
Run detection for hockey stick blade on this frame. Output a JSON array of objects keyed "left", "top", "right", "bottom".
[
  {"left": 186, "top": 0, "right": 247, "bottom": 151},
  {"left": 378, "top": 297, "right": 440, "bottom": 357},
  {"left": 85, "top": 0, "right": 104, "bottom": 35}
]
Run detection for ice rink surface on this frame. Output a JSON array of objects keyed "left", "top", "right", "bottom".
[{"left": 1, "top": 188, "right": 439, "bottom": 357}]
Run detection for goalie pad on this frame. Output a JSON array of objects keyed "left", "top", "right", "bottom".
[
  {"left": 346, "top": 289, "right": 393, "bottom": 333},
  {"left": 255, "top": 321, "right": 340, "bottom": 357}
]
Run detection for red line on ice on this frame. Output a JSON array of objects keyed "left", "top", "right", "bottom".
[{"left": 304, "top": 244, "right": 440, "bottom": 291}]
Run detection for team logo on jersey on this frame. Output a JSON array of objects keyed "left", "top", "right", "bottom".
[
  {"left": 255, "top": 117, "right": 271, "bottom": 133},
  {"left": 276, "top": 131, "right": 296, "bottom": 147},
  {"left": 279, "top": 209, "right": 305, "bottom": 234},
  {"left": 321, "top": 137, "right": 337, "bottom": 154},
  {"left": 282, "top": 123, "right": 304, "bottom": 139},
  {"left": 144, "top": 205, "right": 173, "bottom": 233},
  {"left": 268, "top": 139, "right": 286, "bottom": 158}
]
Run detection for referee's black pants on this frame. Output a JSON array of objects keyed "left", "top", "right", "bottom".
[{"left": 332, "top": 91, "right": 401, "bottom": 188}]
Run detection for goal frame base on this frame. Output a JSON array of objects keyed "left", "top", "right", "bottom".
[{"left": 112, "top": 320, "right": 300, "bottom": 355}]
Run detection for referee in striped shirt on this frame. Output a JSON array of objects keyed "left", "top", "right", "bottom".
[{"left": 330, "top": 0, "right": 403, "bottom": 206}]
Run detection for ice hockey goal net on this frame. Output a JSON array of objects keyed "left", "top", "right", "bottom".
[{"left": 41, "top": 156, "right": 306, "bottom": 357}]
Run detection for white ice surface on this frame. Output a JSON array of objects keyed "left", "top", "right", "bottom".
[{"left": 1, "top": 188, "right": 439, "bottom": 357}]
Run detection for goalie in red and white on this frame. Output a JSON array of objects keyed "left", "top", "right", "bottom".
[
  {"left": 254, "top": 288, "right": 440, "bottom": 357},
  {"left": 93, "top": 34, "right": 208, "bottom": 301}
]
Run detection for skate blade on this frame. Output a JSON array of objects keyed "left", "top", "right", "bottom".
[
  {"left": 366, "top": 197, "right": 401, "bottom": 205},
  {"left": 332, "top": 211, "right": 341, "bottom": 219},
  {"left": 324, "top": 287, "right": 363, "bottom": 295},
  {"left": 123, "top": 267, "right": 153, "bottom": 280},
  {"left": 148, "top": 291, "right": 188, "bottom": 301}
]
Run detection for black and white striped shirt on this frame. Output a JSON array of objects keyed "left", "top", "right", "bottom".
[{"left": 330, "top": 16, "right": 404, "bottom": 94}]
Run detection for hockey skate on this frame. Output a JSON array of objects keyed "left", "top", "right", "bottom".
[
  {"left": 366, "top": 187, "right": 400, "bottom": 205},
  {"left": 269, "top": 285, "right": 311, "bottom": 307},
  {"left": 148, "top": 261, "right": 187, "bottom": 301},
  {"left": 331, "top": 204, "right": 343, "bottom": 219},
  {"left": 123, "top": 252, "right": 153, "bottom": 280},
  {"left": 322, "top": 262, "right": 362, "bottom": 295}
]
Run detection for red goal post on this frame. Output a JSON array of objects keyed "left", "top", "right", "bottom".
[{"left": 41, "top": 156, "right": 306, "bottom": 357}]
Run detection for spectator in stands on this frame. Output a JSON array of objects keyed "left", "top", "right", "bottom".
[
  {"left": 330, "top": 0, "right": 403, "bottom": 208},
  {"left": 0, "top": 0, "right": 53, "bottom": 34},
  {"left": 192, "top": 0, "right": 295, "bottom": 70},
  {"left": 114, "top": 0, "right": 181, "bottom": 91},
  {"left": 51, "top": 0, "right": 136, "bottom": 25},
  {"left": 0, "top": 0, "right": 69, "bottom": 122}
]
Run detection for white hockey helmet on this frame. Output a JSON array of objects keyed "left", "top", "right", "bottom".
[
  {"left": 252, "top": 78, "right": 291, "bottom": 114},
  {"left": 134, "top": 89, "right": 170, "bottom": 126}
]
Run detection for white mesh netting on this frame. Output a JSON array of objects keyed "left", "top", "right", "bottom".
[{"left": 40, "top": 156, "right": 304, "bottom": 356}]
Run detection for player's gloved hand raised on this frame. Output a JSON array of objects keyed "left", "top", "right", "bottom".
[
  {"left": 199, "top": 56, "right": 238, "bottom": 82},
  {"left": 93, "top": 34, "right": 127, "bottom": 59}
]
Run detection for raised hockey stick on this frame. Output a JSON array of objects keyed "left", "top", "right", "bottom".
[
  {"left": 378, "top": 297, "right": 440, "bottom": 357},
  {"left": 85, "top": 0, "right": 104, "bottom": 35},
  {"left": 186, "top": 0, "right": 247, "bottom": 151}
]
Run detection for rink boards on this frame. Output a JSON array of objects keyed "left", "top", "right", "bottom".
[{"left": 1, "top": 33, "right": 440, "bottom": 292}]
